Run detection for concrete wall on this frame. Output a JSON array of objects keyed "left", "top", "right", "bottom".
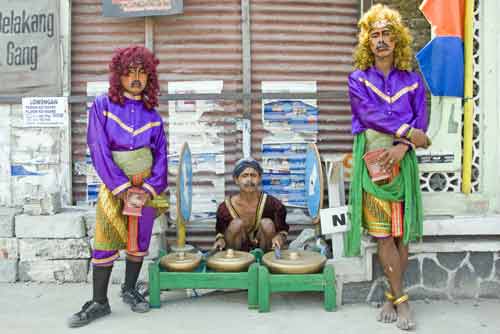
[
  {"left": 343, "top": 250, "right": 500, "bottom": 304},
  {"left": 0, "top": 208, "right": 166, "bottom": 283}
]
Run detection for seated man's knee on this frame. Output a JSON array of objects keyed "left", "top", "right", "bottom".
[
  {"left": 227, "top": 219, "right": 245, "bottom": 235},
  {"left": 260, "top": 218, "right": 276, "bottom": 236}
]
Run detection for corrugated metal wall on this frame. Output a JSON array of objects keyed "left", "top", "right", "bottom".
[
  {"left": 153, "top": 0, "right": 244, "bottom": 247},
  {"left": 71, "top": 0, "right": 359, "bottom": 249},
  {"left": 250, "top": 0, "right": 358, "bottom": 158}
]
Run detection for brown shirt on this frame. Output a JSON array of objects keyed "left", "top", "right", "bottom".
[{"left": 215, "top": 193, "right": 289, "bottom": 246}]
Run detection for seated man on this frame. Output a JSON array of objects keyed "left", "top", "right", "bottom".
[{"left": 213, "top": 158, "right": 289, "bottom": 252}]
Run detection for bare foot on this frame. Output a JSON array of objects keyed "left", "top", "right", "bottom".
[
  {"left": 377, "top": 301, "right": 397, "bottom": 323},
  {"left": 396, "top": 301, "right": 415, "bottom": 330}
]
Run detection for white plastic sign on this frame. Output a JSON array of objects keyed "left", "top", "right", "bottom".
[{"left": 320, "top": 206, "right": 350, "bottom": 235}]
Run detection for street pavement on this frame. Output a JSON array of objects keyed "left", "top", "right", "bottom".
[{"left": 0, "top": 283, "right": 498, "bottom": 334}]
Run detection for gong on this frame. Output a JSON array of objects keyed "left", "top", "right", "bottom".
[
  {"left": 159, "top": 251, "right": 202, "bottom": 272},
  {"left": 206, "top": 249, "right": 256, "bottom": 272},
  {"left": 262, "top": 249, "right": 327, "bottom": 274}
]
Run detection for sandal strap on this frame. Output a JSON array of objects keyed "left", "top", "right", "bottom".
[
  {"left": 384, "top": 291, "right": 395, "bottom": 301},
  {"left": 393, "top": 294, "right": 409, "bottom": 306}
]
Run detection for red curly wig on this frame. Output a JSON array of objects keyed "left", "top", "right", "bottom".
[{"left": 108, "top": 46, "right": 160, "bottom": 110}]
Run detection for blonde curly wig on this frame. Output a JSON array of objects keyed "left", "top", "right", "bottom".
[{"left": 353, "top": 4, "right": 414, "bottom": 71}]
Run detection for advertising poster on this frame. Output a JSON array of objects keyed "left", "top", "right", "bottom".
[
  {"left": 261, "top": 82, "right": 318, "bottom": 208},
  {"left": 168, "top": 81, "right": 225, "bottom": 220}
]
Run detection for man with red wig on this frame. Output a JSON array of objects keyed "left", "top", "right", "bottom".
[{"left": 68, "top": 46, "right": 168, "bottom": 327}]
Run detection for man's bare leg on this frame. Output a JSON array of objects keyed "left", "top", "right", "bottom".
[
  {"left": 377, "top": 237, "right": 414, "bottom": 330},
  {"left": 256, "top": 218, "right": 276, "bottom": 252},
  {"left": 224, "top": 219, "right": 247, "bottom": 250},
  {"left": 394, "top": 238, "right": 414, "bottom": 330},
  {"left": 377, "top": 237, "right": 398, "bottom": 324}
]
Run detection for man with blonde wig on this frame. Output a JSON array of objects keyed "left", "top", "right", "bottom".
[{"left": 346, "top": 4, "right": 431, "bottom": 331}]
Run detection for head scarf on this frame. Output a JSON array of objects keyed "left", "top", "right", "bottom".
[{"left": 233, "top": 158, "right": 263, "bottom": 178}]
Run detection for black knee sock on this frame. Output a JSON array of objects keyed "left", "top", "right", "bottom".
[
  {"left": 92, "top": 265, "right": 112, "bottom": 304},
  {"left": 124, "top": 259, "right": 143, "bottom": 291}
]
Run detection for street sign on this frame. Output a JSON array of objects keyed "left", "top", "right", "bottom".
[{"left": 102, "top": 0, "right": 183, "bottom": 17}]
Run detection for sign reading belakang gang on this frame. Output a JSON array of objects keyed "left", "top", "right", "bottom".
[
  {"left": 102, "top": 0, "right": 183, "bottom": 17},
  {"left": 0, "top": 0, "right": 61, "bottom": 96}
]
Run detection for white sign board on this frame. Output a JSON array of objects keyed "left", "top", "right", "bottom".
[
  {"left": 320, "top": 206, "right": 350, "bottom": 235},
  {"left": 22, "top": 97, "right": 68, "bottom": 127}
]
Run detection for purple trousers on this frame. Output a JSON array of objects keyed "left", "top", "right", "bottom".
[{"left": 91, "top": 206, "right": 156, "bottom": 267}]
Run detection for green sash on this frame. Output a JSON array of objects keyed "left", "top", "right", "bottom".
[{"left": 344, "top": 132, "right": 423, "bottom": 257}]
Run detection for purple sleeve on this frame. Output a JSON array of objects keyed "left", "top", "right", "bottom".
[
  {"left": 348, "top": 74, "right": 401, "bottom": 135},
  {"left": 87, "top": 99, "right": 131, "bottom": 195},
  {"left": 142, "top": 117, "right": 168, "bottom": 197},
  {"left": 409, "top": 75, "right": 429, "bottom": 132}
]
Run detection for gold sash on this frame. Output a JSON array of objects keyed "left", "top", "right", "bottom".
[{"left": 94, "top": 148, "right": 168, "bottom": 251}]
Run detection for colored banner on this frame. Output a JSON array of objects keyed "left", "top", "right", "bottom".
[{"left": 417, "top": 0, "right": 465, "bottom": 97}]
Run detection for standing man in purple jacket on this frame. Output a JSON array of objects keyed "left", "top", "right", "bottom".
[
  {"left": 346, "top": 4, "right": 431, "bottom": 331},
  {"left": 68, "top": 46, "right": 168, "bottom": 327}
]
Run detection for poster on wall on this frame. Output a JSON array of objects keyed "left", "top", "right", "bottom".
[
  {"left": 0, "top": 0, "right": 61, "bottom": 96},
  {"left": 168, "top": 80, "right": 225, "bottom": 220},
  {"left": 262, "top": 81, "right": 318, "bottom": 142},
  {"left": 22, "top": 97, "right": 68, "bottom": 127},
  {"left": 102, "top": 0, "right": 183, "bottom": 17},
  {"left": 261, "top": 81, "right": 318, "bottom": 208},
  {"left": 261, "top": 139, "right": 308, "bottom": 207}
]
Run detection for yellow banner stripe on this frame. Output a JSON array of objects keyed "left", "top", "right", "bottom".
[
  {"left": 391, "top": 82, "right": 419, "bottom": 103},
  {"left": 396, "top": 123, "right": 411, "bottom": 138},
  {"left": 91, "top": 252, "right": 120, "bottom": 264},
  {"left": 126, "top": 250, "right": 148, "bottom": 257},
  {"left": 111, "top": 181, "right": 131, "bottom": 195},
  {"left": 133, "top": 122, "right": 161, "bottom": 136},
  {"left": 103, "top": 111, "right": 162, "bottom": 136},
  {"left": 359, "top": 78, "right": 391, "bottom": 103},
  {"left": 142, "top": 183, "right": 157, "bottom": 197},
  {"left": 359, "top": 79, "right": 419, "bottom": 104},
  {"left": 103, "top": 111, "right": 133, "bottom": 133}
]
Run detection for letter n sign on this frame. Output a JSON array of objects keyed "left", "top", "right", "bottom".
[{"left": 319, "top": 206, "right": 350, "bottom": 235}]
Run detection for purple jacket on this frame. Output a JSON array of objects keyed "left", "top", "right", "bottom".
[
  {"left": 348, "top": 66, "right": 428, "bottom": 137},
  {"left": 87, "top": 95, "right": 168, "bottom": 196}
]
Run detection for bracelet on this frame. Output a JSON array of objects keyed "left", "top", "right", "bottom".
[
  {"left": 278, "top": 231, "right": 288, "bottom": 240},
  {"left": 215, "top": 233, "right": 225, "bottom": 241}
]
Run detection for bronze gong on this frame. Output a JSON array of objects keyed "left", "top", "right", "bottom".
[
  {"left": 262, "top": 250, "right": 327, "bottom": 274},
  {"left": 206, "top": 249, "right": 255, "bottom": 272},
  {"left": 160, "top": 251, "right": 202, "bottom": 272}
]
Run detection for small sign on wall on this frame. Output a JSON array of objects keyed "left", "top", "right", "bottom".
[
  {"left": 102, "top": 0, "right": 183, "bottom": 17},
  {"left": 22, "top": 97, "right": 68, "bottom": 127},
  {"left": 320, "top": 206, "right": 350, "bottom": 235}
]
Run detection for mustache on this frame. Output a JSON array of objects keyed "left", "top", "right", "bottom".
[
  {"left": 242, "top": 182, "right": 257, "bottom": 187},
  {"left": 130, "top": 80, "right": 142, "bottom": 88},
  {"left": 376, "top": 41, "right": 389, "bottom": 50}
]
